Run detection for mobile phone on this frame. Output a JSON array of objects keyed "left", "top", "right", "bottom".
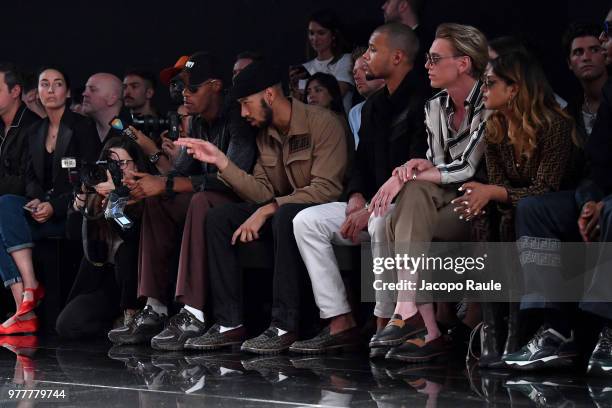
[{"left": 23, "top": 205, "right": 35, "bottom": 213}]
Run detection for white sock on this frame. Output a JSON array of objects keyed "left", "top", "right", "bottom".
[
  {"left": 146, "top": 298, "right": 167, "bottom": 316},
  {"left": 219, "top": 324, "right": 242, "bottom": 333},
  {"left": 183, "top": 305, "right": 205, "bottom": 323},
  {"left": 274, "top": 327, "right": 288, "bottom": 336}
]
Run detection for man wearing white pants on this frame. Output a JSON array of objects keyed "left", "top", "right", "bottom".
[{"left": 289, "top": 22, "right": 428, "bottom": 355}]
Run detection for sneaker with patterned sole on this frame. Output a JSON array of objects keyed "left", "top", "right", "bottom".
[
  {"left": 241, "top": 327, "right": 297, "bottom": 355},
  {"left": 184, "top": 324, "right": 247, "bottom": 351}
]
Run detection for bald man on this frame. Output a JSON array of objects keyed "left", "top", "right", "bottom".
[{"left": 82, "top": 73, "right": 124, "bottom": 142}]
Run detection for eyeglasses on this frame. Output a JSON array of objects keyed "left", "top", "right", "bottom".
[
  {"left": 425, "top": 53, "right": 465, "bottom": 66},
  {"left": 114, "top": 159, "right": 134, "bottom": 169}
]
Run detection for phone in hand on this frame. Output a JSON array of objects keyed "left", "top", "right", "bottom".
[{"left": 23, "top": 205, "right": 36, "bottom": 213}]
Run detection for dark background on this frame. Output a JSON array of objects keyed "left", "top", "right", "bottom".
[{"left": 4, "top": 0, "right": 610, "bottom": 111}]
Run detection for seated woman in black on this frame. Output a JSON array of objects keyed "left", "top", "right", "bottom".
[
  {"left": 0, "top": 67, "right": 100, "bottom": 334},
  {"left": 56, "top": 136, "right": 154, "bottom": 339}
]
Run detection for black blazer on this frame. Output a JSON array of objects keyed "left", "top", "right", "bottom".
[
  {"left": 0, "top": 105, "right": 41, "bottom": 196},
  {"left": 25, "top": 108, "right": 101, "bottom": 219},
  {"left": 346, "top": 69, "right": 428, "bottom": 201}
]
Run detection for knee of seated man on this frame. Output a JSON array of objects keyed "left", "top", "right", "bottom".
[
  {"left": 292, "top": 206, "right": 320, "bottom": 236},
  {"left": 190, "top": 191, "right": 210, "bottom": 208},
  {"left": 516, "top": 195, "right": 548, "bottom": 222}
]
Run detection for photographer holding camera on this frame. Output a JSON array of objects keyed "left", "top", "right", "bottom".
[
  {"left": 108, "top": 51, "right": 256, "bottom": 349},
  {"left": 56, "top": 137, "right": 154, "bottom": 339},
  {"left": 0, "top": 67, "right": 100, "bottom": 335}
]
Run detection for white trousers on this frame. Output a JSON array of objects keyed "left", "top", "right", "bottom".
[{"left": 293, "top": 202, "right": 394, "bottom": 319}]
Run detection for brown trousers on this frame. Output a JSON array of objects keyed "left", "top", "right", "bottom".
[
  {"left": 137, "top": 191, "right": 236, "bottom": 310},
  {"left": 386, "top": 180, "right": 471, "bottom": 304}
]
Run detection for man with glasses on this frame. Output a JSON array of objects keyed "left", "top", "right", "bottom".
[
  {"left": 367, "top": 23, "right": 490, "bottom": 362},
  {"left": 108, "top": 51, "right": 257, "bottom": 351}
]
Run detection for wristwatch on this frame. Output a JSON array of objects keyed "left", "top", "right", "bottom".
[
  {"left": 149, "top": 151, "right": 163, "bottom": 164},
  {"left": 165, "top": 174, "right": 176, "bottom": 198}
]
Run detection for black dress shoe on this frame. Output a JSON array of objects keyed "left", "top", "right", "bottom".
[
  {"left": 369, "top": 314, "right": 426, "bottom": 347},
  {"left": 289, "top": 326, "right": 361, "bottom": 354}
]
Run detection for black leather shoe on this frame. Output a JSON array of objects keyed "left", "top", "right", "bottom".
[
  {"left": 108, "top": 306, "right": 167, "bottom": 345},
  {"left": 151, "top": 308, "right": 207, "bottom": 351},
  {"left": 369, "top": 314, "right": 426, "bottom": 347}
]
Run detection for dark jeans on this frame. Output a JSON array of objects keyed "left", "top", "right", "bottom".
[
  {"left": 515, "top": 191, "right": 612, "bottom": 320},
  {"left": 0, "top": 195, "right": 65, "bottom": 287},
  {"left": 206, "top": 202, "right": 313, "bottom": 332}
]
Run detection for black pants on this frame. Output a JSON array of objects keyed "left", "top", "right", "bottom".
[
  {"left": 515, "top": 191, "right": 612, "bottom": 320},
  {"left": 206, "top": 202, "right": 313, "bottom": 332},
  {"left": 56, "top": 239, "right": 141, "bottom": 339}
]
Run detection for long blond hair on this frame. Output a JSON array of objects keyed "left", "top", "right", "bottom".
[{"left": 485, "top": 51, "right": 574, "bottom": 156}]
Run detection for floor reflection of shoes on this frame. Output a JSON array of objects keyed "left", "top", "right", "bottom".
[
  {"left": 150, "top": 351, "right": 190, "bottom": 374},
  {"left": 588, "top": 380, "right": 612, "bottom": 408},
  {"left": 465, "top": 363, "right": 512, "bottom": 405},
  {"left": 0, "top": 335, "right": 38, "bottom": 356},
  {"left": 504, "top": 376, "right": 583, "bottom": 407},
  {"left": 185, "top": 353, "right": 245, "bottom": 377},
  {"left": 242, "top": 355, "right": 297, "bottom": 383},
  {"left": 107, "top": 344, "right": 152, "bottom": 369}
]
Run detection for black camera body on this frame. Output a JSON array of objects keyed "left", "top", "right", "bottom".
[
  {"left": 62, "top": 152, "right": 123, "bottom": 192},
  {"left": 61, "top": 154, "right": 133, "bottom": 230}
]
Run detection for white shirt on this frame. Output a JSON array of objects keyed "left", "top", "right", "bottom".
[
  {"left": 348, "top": 101, "right": 365, "bottom": 149},
  {"left": 303, "top": 53, "right": 354, "bottom": 114}
]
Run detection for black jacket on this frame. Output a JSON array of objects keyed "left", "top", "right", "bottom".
[
  {"left": 26, "top": 109, "right": 101, "bottom": 219},
  {"left": 0, "top": 105, "right": 41, "bottom": 196},
  {"left": 346, "top": 69, "right": 428, "bottom": 201},
  {"left": 576, "top": 80, "right": 612, "bottom": 207}
]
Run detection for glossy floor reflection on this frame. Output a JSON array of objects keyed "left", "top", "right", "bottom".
[{"left": 0, "top": 336, "right": 609, "bottom": 407}]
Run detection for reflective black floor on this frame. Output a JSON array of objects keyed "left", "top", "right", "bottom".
[{"left": 0, "top": 336, "right": 609, "bottom": 407}]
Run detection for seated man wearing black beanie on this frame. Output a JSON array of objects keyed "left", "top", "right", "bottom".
[{"left": 175, "top": 61, "right": 348, "bottom": 354}]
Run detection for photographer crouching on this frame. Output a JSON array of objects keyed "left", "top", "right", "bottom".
[{"left": 55, "top": 137, "right": 154, "bottom": 339}]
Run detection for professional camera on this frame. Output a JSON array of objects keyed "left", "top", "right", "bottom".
[
  {"left": 61, "top": 153, "right": 133, "bottom": 230},
  {"left": 132, "top": 112, "right": 180, "bottom": 141}
]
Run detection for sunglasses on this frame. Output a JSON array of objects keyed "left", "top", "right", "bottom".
[
  {"left": 425, "top": 53, "right": 465, "bottom": 66},
  {"left": 185, "top": 79, "right": 217, "bottom": 94}
]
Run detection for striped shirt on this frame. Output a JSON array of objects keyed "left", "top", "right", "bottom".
[{"left": 425, "top": 79, "right": 490, "bottom": 184}]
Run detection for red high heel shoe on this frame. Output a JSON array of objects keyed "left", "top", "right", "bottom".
[
  {"left": 0, "top": 317, "right": 39, "bottom": 335},
  {"left": 15, "top": 285, "right": 45, "bottom": 317}
]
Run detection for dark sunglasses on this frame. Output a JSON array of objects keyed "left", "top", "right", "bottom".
[{"left": 185, "top": 79, "right": 217, "bottom": 94}]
